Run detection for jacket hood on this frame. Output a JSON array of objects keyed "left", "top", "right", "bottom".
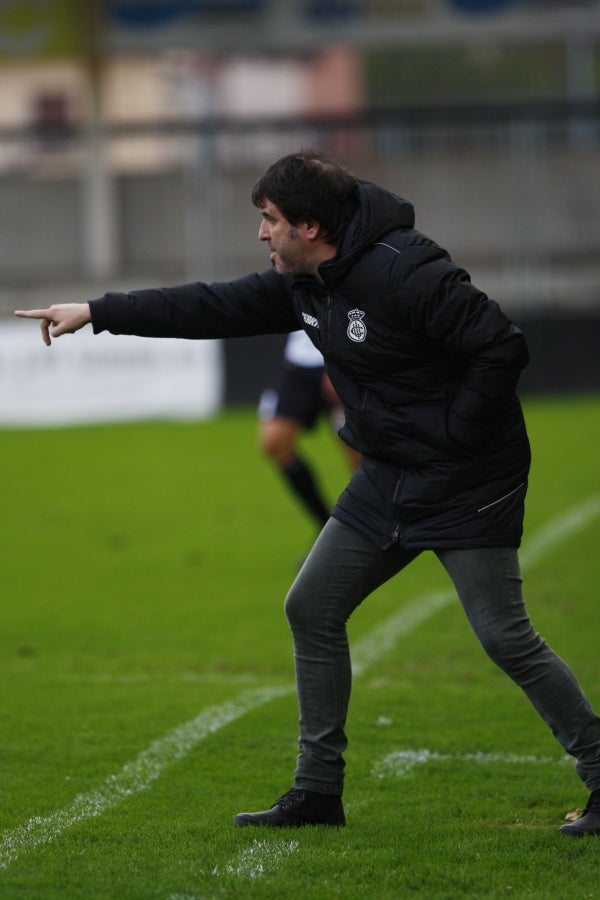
[{"left": 320, "top": 180, "right": 415, "bottom": 284}]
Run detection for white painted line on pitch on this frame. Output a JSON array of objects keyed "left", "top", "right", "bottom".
[
  {"left": 1, "top": 495, "right": 597, "bottom": 874},
  {"left": 352, "top": 492, "right": 600, "bottom": 676},
  {"left": 0, "top": 686, "right": 292, "bottom": 871},
  {"left": 372, "top": 748, "right": 571, "bottom": 780},
  {"left": 167, "top": 895, "right": 203, "bottom": 900},
  {"left": 351, "top": 589, "right": 454, "bottom": 676},
  {"left": 223, "top": 838, "right": 299, "bottom": 880},
  {"left": 519, "top": 493, "right": 600, "bottom": 570}
]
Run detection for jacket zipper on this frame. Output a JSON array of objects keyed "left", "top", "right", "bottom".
[
  {"left": 383, "top": 523, "right": 402, "bottom": 549},
  {"left": 326, "top": 293, "right": 334, "bottom": 354}
]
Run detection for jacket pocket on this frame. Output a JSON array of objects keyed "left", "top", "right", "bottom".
[
  {"left": 392, "top": 459, "right": 473, "bottom": 513},
  {"left": 476, "top": 482, "right": 526, "bottom": 514}
]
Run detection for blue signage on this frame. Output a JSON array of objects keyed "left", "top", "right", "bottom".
[
  {"left": 448, "top": 0, "right": 528, "bottom": 12},
  {"left": 106, "top": 1, "right": 265, "bottom": 29}
]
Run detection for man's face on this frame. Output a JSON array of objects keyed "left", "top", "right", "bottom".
[{"left": 257, "top": 199, "right": 317, "bottom": 277}]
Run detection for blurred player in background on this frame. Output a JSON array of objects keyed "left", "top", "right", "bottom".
[{"left": 258, "top": 330, "right": 359, "bottom": 534}]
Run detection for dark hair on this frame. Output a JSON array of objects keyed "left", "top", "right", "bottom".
[{"left": 251, "top": 148, "right": 358, "bottom": 244}]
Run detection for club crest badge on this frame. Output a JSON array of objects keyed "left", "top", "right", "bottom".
[{"left": 347, "top": 308, "right": 367, "bottom": 343}]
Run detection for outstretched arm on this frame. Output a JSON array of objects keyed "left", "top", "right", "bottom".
[
  {"left": 14, "top": 303, "right": 91, "bottom": 346},
  {"left": 15, "top": 270, "right": 298, "bottom": 345}
]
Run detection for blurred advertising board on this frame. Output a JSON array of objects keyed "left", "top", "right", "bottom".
[{"left": 0, "top": 320, "right": 223, "bottom": 426}]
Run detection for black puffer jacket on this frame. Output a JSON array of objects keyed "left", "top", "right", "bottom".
[{"left": 89, "top": 180, "right": 531, "bottom": 549}]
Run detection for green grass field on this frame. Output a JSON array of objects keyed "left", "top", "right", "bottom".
[{"left": 1, "top": 395, "right": 599, "bottom": 899}]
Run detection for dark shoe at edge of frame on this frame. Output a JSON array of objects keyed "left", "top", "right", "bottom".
[
  {"left": 233, "top": 788, "right": 345, "bottom": 828},
  {"left": 559, "top": 789, "right": 600, "bottom": 837}
]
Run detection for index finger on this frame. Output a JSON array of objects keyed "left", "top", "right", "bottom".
[{"left": 14, "top": 309, "right": 53, "bottom": 320}]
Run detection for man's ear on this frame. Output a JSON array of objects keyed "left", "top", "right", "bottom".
[{"left": 304, "top": 220, "right": 323, "bottom": 241}]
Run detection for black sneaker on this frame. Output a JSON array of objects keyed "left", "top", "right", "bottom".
[
  {"left": 559, "top": 789, "right": 600, "bottom": 837},
  {"left": 233, "top": 788, "right": 345, "bottom": 828}
]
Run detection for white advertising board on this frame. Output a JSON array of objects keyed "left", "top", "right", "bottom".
[{"left": 0, "top": 321, "right": 223, "bottom": 427}]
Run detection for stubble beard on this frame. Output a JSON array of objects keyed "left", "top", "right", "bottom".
[{"left": 269, "top": 225, "right": 311, "bottom": 277}]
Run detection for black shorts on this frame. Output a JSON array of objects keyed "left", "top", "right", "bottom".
[{"left": 258, "top": 362, "right": 327, "bottom": 431}]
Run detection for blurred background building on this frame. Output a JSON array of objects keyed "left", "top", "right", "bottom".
[{"left": 0, "top": 0, "right": 599, "bottom": 417}]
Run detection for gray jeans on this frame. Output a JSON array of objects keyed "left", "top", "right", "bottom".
[{"left": 285, "top": 517, "right": 600, "bottom": 795}]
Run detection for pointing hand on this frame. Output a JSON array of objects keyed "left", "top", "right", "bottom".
[{"left": 14, "top": 303, "right": 92, "bottom": 346}]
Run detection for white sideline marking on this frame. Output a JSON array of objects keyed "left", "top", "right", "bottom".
[
  {"left": 224, "top": 838, "right": 299, "bottom": 879},
  {"left": 167, "top": 895, "right": 202, "bottom": 900},
  {"left": 519, "top": 493, "right": 600, "bottom": 570},
  {"left": 351, "top": 590, "right": 453, "bottom": 676},
  {"left": 353, "top": 492, "right": 600, "bottom": 677},
  {"left": 0, "top": 687, "right": 291, "bottom": 871},
  {"left": 1, "top": 496, "right": 598, "bottom": 873},
  {"left": 372, "top": 748, "right": 571, "bottom": 779}
]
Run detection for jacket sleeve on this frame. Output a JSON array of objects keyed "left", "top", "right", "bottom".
[
  {"left": 89, "top": 268, "right": 299, "bottom": 339},
  {"left": 405, "top": 255, "right": 529, "bottom": 454}
]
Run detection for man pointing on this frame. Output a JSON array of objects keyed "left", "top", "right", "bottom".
[{"left": 16, "top": 149, "right": 600, "bottom": 836}]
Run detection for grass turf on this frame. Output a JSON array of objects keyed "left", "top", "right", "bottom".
[{"left": 0, "top": 395, "right": 599, "bottom": 898}]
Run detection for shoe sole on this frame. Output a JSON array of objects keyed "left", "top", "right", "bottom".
[
  {"left": 559, "top": 823, "right": 600, "bottom": 838},
  {"left": 233, "top": 814, "right": 345, "bottom": 827}
]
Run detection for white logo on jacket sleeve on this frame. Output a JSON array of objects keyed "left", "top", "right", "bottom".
[
  {"left": 347, "top": 309, "right": 367, "bottom": 343},
  {"left": 302, "top": 312, "right": 319, "bottom": 328}
]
